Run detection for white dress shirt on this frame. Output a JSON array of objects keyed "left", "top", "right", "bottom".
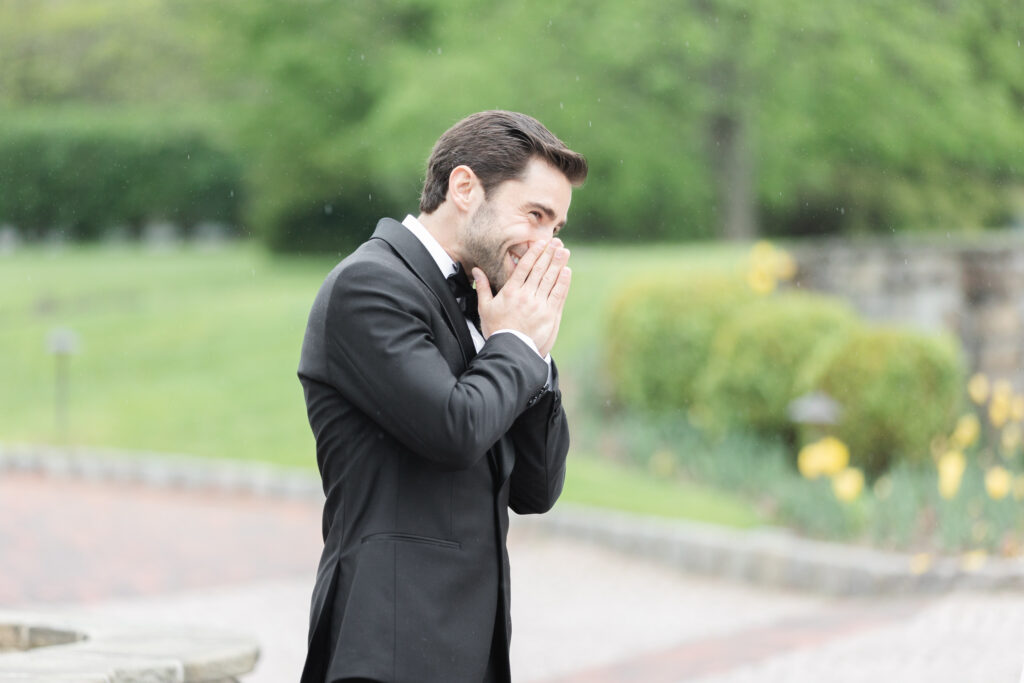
[{"left": 401, "top": 215, "right": 553, "bottom": 386}]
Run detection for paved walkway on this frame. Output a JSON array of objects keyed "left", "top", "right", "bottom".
[{"left": 2, "top": 471, "right": 1023, "bottom": 682}]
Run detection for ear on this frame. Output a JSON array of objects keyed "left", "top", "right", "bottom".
[{"left": 447, "top": 165, "right": 483, "bottom": 214}]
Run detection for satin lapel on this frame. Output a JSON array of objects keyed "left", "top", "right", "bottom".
[{"left": 370, "top": 218, "right": 477, "bottom": 366}]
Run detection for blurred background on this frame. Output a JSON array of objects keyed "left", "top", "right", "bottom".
[{"left": 2, "top": 1, "right": 1024, "bottom": 678}]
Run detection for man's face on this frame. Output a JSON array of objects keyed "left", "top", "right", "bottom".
[{"left": 461, "top": 158, "right": 573, "bottom": 292}]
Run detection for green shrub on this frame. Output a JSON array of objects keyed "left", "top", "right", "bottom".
[
  {"left": 798, "top": 327, "right": 964, "bottom": 477},
  {"left": 695, "top": 292, "right": 860, "bottom": 440},
  {"left": 0, "top": 112, "right": 243, "bottom": 239},
  {"left": 606, "top": 273, "right": 753, "bottom": 414}
]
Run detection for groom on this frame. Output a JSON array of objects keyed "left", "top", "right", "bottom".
[{"left": 297, "top": 111, "right": 587, "bottom": 682}]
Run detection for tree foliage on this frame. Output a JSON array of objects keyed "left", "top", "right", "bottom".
[{"left": 1, "top": 0, "right": 1022, "bottom": 249}]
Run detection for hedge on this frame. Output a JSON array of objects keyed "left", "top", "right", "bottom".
[
  {"left": 0, "top": 113, "right": 243, "bottom": 240},
  {"left": 694, "top": 292, "right": 860, "bottom": 439},
  {"left": 606, "top": 273, "right": 753, "bottom": 414},
  {"left": 797, "top": 327, "right": 964, "bottom": 477}
]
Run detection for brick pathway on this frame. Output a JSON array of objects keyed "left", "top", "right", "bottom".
[
  {"left": 0, "top": 472, "right": 322, "bottom": 605},
  {"left": 3, "top": 471, "right": 1023, "bottom": 682}
]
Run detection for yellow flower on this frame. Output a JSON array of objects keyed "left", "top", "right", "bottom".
[
  {"left": 967, "top": 373, "right": 989, "bottom": 405},
  {"left": 1002, "top": 424, "right": 1022, "bottom": 454},
  {"left": 909, "top": 553, "right": 932, "bottom": 575},
  {"left": 950, "top": 414, "right": 980, "bottom": 449},
  {"left": 832, "top": 467, "right": 864, "bottom": 503},
  {"left": 937, "top": 450, "right": 966, "bottom": 500},
  {"left": 961, "top": 549, "right": 988, "bottom": 572},
  {"left": 989, "top": 395, "right": 1011, "bottom": 428},
  {"left": 1013, "top": 396, "right": 1024, "bottom": 422},
  {"left": 798, "top": 437, "right": 850, "bottom": 479},
  {"left": 774, "top": 251, "right": 797, "bottom": 281},
  {"left": 746, "top": 266, "right": 776, "bottom": 295},
  {"left": 1013, "top": 475, "right": 1024, "bottom": 501},
  {"left": 751, "top": 240, "right": 776, "bottom": 264},
  {"left": 985, "top": 466, "right": 1012, "bottom": 500},
  {"left": 993, "top": 379, "right": 1013, "bottom": 402}
]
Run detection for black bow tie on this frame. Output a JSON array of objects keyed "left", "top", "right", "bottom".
[{"left": 446, "top": 265, "right": 480, "bottom": 329}]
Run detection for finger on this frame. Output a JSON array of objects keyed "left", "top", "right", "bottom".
[
  {"left": 548, "top": 266, "right": 572, "bottom": 311},
  {"left": 472, "top": 268, "right": 493, "bottom": 307},
  {"left": 525, "top": 240, "right": 557, "bottom": 291},
  {"left": 537, "top": 247, "right": 570, "bottom": 298},
  {"left": 507, "top": 240, "right": 547, "bottom": 288}
]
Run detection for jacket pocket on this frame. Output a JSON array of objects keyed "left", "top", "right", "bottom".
[{"left": 361, "top": 531, "right": 461, "bottom": 551}]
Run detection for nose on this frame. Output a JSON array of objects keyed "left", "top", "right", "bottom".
[{"left": 533, "top": 225, "right": 557, "bottom": 245}]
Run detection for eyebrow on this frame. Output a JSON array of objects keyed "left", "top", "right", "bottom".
[{"left": 525, "top": 202, "right": 566, "bottom": 231}]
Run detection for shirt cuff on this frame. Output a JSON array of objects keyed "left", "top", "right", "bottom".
[{"left": 492, "top": 329, "right": 553, "bottom": 388}]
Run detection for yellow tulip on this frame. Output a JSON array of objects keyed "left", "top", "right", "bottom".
[
  {"left": 832, "top": 467, "right": 864, "bottom": 503},
  {"left": 797, "top": 442, "right": 823, "bottom": 479},
  {"left": 909, "top": 553, "right": 932, "bottom": 575},
  {"left": 967, "top": 373, "right": 989, "bottom": 405},
  {"left": 993, "top": 379, "right": 1013, "bottom": 402},
  {"left": 751, "top": 240, "right": 776, "bottom": 264},
  {"left": 950, "top": 414, "right": 980, "bottom": 449},
  {"left": 799, "top": 437, "right": 850, "bottom": 479},
  {"left": 938, "top": 450, "right": 966, "bottom": 500},
  {"left": 985, "top": 466, "right": 1012, "bottom": 500},
  {"left": 989, "top": 395, "right": 1011, "bottom": 428},
  {"left": 746, "top": 266, "right": 776, "bottom": 295},
  {"left": 961, "top": 549, "right": 988, "bottom": 572},
  {"left": 1013, "top": 396, "right": 1024, "bottom": 422},
  {"left": 1002, "top": 424, "right": 1022, "bottom": 454},
  {"left": 774, "top": 251, "right": 797, "bottom": 281}
]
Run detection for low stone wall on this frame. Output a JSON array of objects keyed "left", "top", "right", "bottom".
[
  {"left": 794, "top": 236, "right": 1024, "bottom": 384},
  {"left": 0, "top": 615, "right": 258, "bottom": 682}
]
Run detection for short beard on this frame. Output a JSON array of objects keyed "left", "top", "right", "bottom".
[{"left": 462, "top": 199, "right": 508, "bottom": 293}]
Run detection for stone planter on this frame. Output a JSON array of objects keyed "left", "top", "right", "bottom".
[{"left": 0, "top": 614, "right": 259, "bottom": 682}]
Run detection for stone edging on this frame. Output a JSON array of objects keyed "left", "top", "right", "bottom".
[
  {"left": 0, "top": 614, "right": 258, "bottom": 682},
  {"left": 0, "top": 443, "right": 323, "bottom": 501},
  {"left": 4, "top": 443, "right": 1024, "bottom": 596},
  {"left": 516, "top": 505, "right": 1024, "bottom": 596}
]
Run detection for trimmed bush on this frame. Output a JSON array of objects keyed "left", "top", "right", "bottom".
[
  {"left": 695, "top": 292, "right": 860, "bottom": 439},
  {"left": 0, "top": 112, "right": 243, "bottom": 240},
  {"left": 606, "top": 274, "right": 753, "bottom": 414},
  {"left": 797, "top": 327, "right": 964, "bottom": 477}
]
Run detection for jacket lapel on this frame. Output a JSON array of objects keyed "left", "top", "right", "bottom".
[{"left": 370, "top": 218, "right": 477, "bottom": 366}]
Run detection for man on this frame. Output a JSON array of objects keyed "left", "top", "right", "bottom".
[{"left": 297, "top": 111, "right": 587, "bottom": 682}]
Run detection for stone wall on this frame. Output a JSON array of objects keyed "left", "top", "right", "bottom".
[{"left": 793, "top": 238, "right": 1024, "bottom": 384}]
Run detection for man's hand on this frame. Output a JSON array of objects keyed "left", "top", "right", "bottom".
[{"left": 473, "top": 238, "right": 571, "bottom": 358}]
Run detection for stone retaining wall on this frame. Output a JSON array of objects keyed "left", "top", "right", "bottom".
[{"left": 794, "top": 237, "right": 1024, "bottom": 384}]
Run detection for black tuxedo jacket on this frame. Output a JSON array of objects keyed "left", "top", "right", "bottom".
[{"left": 297, "top": 218, "right": 570, "bottom": 682}]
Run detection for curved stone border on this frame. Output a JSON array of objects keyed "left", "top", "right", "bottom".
[
  {"left": 0, "top": 443, "right": 323, "bottom": 501},
  {"left": 0, "top": 613, "right": 258, "bottom": 682},
  {"left": 517, "top": 504, "right": 1024, "bottom": 596},
  {"left": 4, "top": 442, "right": 1024, "bottom": 595}
]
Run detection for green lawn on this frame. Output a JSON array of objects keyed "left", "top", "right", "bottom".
[{"left": 0, "top": 240, "right": 758, "bottom": 526}]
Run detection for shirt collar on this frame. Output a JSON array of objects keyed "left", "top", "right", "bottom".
[{"left": 401, "top": 214, "right": 458, "bottom": 278}]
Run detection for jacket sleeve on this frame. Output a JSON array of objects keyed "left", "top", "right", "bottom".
[
  {"left": 322, "top": 259, "right": 549, "bottom": 470},
  {"left": 507, "top": 359, "right": 570, "bottom": 514}
]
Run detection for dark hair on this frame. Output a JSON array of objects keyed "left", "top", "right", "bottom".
[{"left": 419, "top": 110, "right": 588, "bottom": 214}]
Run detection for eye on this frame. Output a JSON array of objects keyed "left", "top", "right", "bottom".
[{"left": 529, "top": 211, "right": 542, "bottom": 221}]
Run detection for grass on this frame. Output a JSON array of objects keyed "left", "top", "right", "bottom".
[
  {"left": 562, "top": 454, "right": 762, "bottom": 528},
  {"left": 0, "top": 238, "right": 760, "bottom": 527}
]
